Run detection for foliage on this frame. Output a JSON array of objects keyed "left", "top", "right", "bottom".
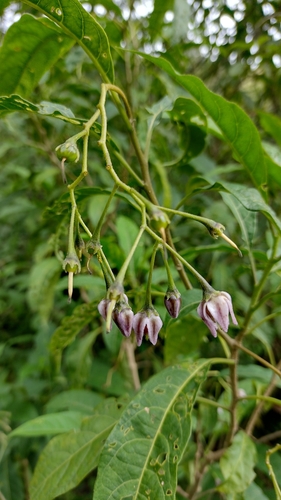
[{"left": 1, "top": 0, "right": 281, "bottom": 499}]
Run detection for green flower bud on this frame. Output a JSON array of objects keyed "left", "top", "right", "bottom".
[
  {"left": 149, "top": 207, "right": 170, "bottom": 231},
  {"left": 86, "top": 239, "right": 102, "bottom": 256},
  {"left": 56, "top": 141, "right": 80, "bottom": 163},
  {"left": 63, "top": 253, "right": 81, "bottom": 274}
]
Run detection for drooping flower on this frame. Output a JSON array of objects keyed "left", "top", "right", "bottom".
[
  {"left": 112, "top": 299, "right": 134, "bottom": 337},
  {"left": 164, "top": 288, "right": 181, "bottom": 318},
  {"left": 197, "top": 291, "right": 238, "bottom": 338},
  {"left": 133, "top": 307, "right": 163, "bottom": 346}
]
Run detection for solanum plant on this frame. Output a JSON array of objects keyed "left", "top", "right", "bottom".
[{"left": 0, "top": 1, "right": 281, "bottom": 499}]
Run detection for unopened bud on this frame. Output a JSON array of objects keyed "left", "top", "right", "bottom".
[
  {"left": 149, "top": 207, "right": 170, "bottom": 231},
  {"left": 112, "top": 299, "right": 134, "bottom": 337},
  {"left": 56, "top": 141, "right": 80, "bottom": 163},
  {"left": 164, "top": 288, "right": 181, "bottom": 318}
]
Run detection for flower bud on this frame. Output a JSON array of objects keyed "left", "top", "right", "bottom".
[
  {"left": 86, "top": 239, "right": 101, "bottom": 256},
  {"left": 56, "top": 141, "right": 80, "bottom": 163},
  {"left": 197, "top": 290, "right": 238, "bottom": 338},
  {"left": 149, "top": 207, "right": 170, "bottom": 231},
  {"left": 164, "top": 288, "right": 181, "bottom": 318},
  {"left": 98, "top": 298, "right": 111, "bottom": 321},
  {"left": 112, "top": 299, "right": 134, "bottom": 337},
  {"left": 62, "top": 253, "right": 81, "bottom": 274},
  {"left": 133, "top": 307, "right": 163, "bottom": 346}
]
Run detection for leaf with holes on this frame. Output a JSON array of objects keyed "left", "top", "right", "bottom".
[
  {"left": 134, "top": 52, "right": 266, "bottom": 190},
  {"left": 22, "top": 0, "right": 114, "bottom": 82},
  {"left": 93, "top": 360, "right": 210, "bottom": 500},
  {"left": 0, "top": 14, "right": 74, "bottom": 97}
]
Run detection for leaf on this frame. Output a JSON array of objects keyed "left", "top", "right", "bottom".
[
  {"left": 205, "top": 181, "right": 281, "bottom": 233},
  {"left": 0, "top": 14, "right": 74, "bottom": 97},
  {"left": 27, "top": 257, "right": 62, "bottom": 322},
  {"left": 242, "top": 482, "right": 270, "bottom": 500},
  {"left": 9, "top": 411, "right": 83, "bottom": 437},
  {"left": 22, "top": 0, "right": 114, "bottom": 82},
  {"left": 135, "top": 53, "right": 267, "bottom": 190},
  {"left": 219, "top": 431, "right": 256, "bottom": 494},
  {"left": 49, "top": 301, "right": 99, "bottom": 357},
  {"left": 29, "top": 399, "right": 125, "bottom": 500},
  {"left": 164, "top": 317, "right": 206, "bottom": 365},
  {"left": 93, "top": 360, "right": 210, "bottom": 500},
  {"left": 221, "top": 192, "right": 256, "bottom": 247},
  {"left": 45, "top": 389, "right": 104, "bottom": 414},
  {"left": 259, "top": 111, "right": 281, "bottom": 148}
]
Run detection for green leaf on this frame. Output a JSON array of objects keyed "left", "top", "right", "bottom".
[
  {"left": 29, "top": 399, "right": 125, "bottom": 500},
  {"left": 219, "top": 431, "right": 256, "bottom": 494},
  {"left": 221, "top": 192, "right": 256, "bottom": 247},
  {"left": 9, "top": 411, "right": 83, "bottom": 437},
  {"left": 205, "top": 181, "right": 281, "bottom": 233},
  {"left": 164, "top": 317, "right": 206, "bottom": 365},
  {"left": 27, "top": 257, "right": 62, "bottom": 322},
  {"left": 259, "top": 111, "right": 281, "bottom": 148},
  {"left": 45, "top": 389, "right": 104, "bottom": 414},
  {"left": 22, "top": 0, "right": 114, "bottom": 82},
  {"left": 0, "top": 14, "right": 74, "bottom": 97},
  {"left": 49, "top": 301, "right": 99, "bottom": 357},
  {"left": 93, "top": 360, "right": 210, "bottom": 500},
  {"left": 135, "top": 53, "right": 267, "bottom": 190}
]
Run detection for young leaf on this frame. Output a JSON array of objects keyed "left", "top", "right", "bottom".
[
  {"left": 22, "top": 0, "right": 114, "bottom": 82},
  {"left": 218, "top": 431, "right": 256, "bottom": 494},
  {"left": 93, "top": 360, "right": 210, "bottom": 500},
  {"left": 9, "top": 411, "right": 83, "bottom": 437},
  {"left": 135, "top": 53, "right": 267, "bottom": 190},
  {"left": 0, "top": 14, "right": 74, "bottom": 97},
  {"left": 29, "top": 399, "right": 125, "bottom": 500}
]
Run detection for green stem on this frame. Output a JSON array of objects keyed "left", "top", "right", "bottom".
[
  {"left": 93, "top": 184, "right": 118, "bottom": 240},
  {"left": 238, "top": 394, "right": 281, "bottom": 407},
  {"left": 116, "top": 211, "right": 146, "bottom": 285},
  {"left": 266, "top": 444, "right": 281, "bottom": 500},
  {"left": 145, "top": 242, "right": 159, "bottom": 308},
  {"left": 145, "top": 226, "right": 212, "bottom": 292}
]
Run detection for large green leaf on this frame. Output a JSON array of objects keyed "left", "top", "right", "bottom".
[
  {"left": 21, "top": 0, "right": 114, "bottom": 82},
  {"left": 219, "top": 431, "right": 256, "bottom": 494},
  {"left": 0, "top": 14, "right": 74, "bottom": 97},
  {"left": 9, "top": 411, "right": 83, "bottom": 437},
  {"left": 135, "top": 53, "right": 267, "bottom": 190},
  {"left": 29, "top": 399, "right": 125, "bottom": 500},
  {"left": 93, "top": 360, "right": 210, "bottom": 500}
]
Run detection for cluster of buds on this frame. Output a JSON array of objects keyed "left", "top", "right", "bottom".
[{"left": 97, "top": 285, "right": 182, "bottom": 346}]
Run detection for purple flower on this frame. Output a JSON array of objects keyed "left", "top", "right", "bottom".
[
  {"left": 112, "top": 301, "right": 134, "bottom": 337},
  {"left": 133, "top": 307, "right": 163, "bottom": 346},
  {"left": 197, "top": 291, "right": 238, "bottom": 338},
  {"left": 164, "top": 289, "right": 181, "bottom": 318}
]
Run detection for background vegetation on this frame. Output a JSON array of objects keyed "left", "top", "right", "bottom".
[{"left": 0, "top": 0, "right": 281, "bottom": 499}]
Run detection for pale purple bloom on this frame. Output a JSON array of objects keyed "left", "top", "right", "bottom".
[
  {"left": 133, "top": 308, "right": 163, "bottom": 346},
  {"left": 197, "top": 291, "right": 238, "bottom": 338}
]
